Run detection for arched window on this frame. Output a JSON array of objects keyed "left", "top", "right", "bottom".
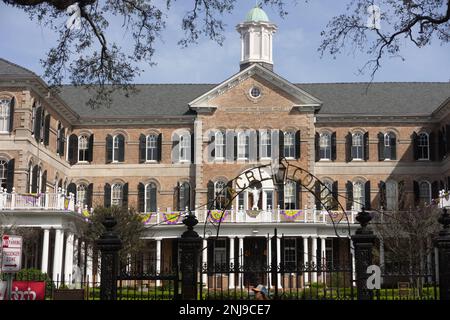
[
  {"left": 179, "top": 134, "right": 190, "bottom": 162},
  {"left": 283, "top": 131, "right": 295, "bottom": 159},
  {"left": 386, "top": 180, "right": 398, "bottom": 211},
  {"left": 77, "top": 184, "right": 87, "bottom": 207},
  {"left": 321, "top": 181, "right": 333, "bottom": 209},
  {"left": 353, "top": 181, "right": 365, "bottom": 211},
  {"left": 178, "top": 182, "right": 190, "bottom": 210},
  {"left": 78, "top": 135, "right": 89, "bottom": 162},
  {"left": 284, "top": 181, "right": 296, "bottom": 209},
  {"left": 419, "top": 181, "right": 431, "bottom": 205},
  {"left": 418, "top": 133, "right": 429, "bottom": 160},
  {"left": 113, "top": 134, "right": 125, "bottom": 162},
  {"left": 0, "top": 160, "right": 7, "bottom": 189},
  {"left": 261, "top": 131, "right": 272, "bottom": 159},
  {"left": 146, "top": 134, "right": 158, "bottom": 161},
  {"left": 238, "top": 132, "right": 249, "bottom": 159},
  {"left": 145, "top": 183, "right": 157, "bottom": 212},
  {"left": 215, "top": 131, "right": 225, "bottom": 160},
  {"left": 112, "top": 183, "right": 123, "bottom": 206},
  {"left": 0, "top": 99, "right": 11, "bottom": 132},
  {"left": 352, "top": 133, "right": 364, "bottom": 160},
  {"left": 384, "top": 132, "right": 397, "bottom": 160},
  {"left": 319, "top": 133, "right": 331, "bottom": 160},
  {"left": 214, "top": 180, "right": 227, "bottom": 209}
]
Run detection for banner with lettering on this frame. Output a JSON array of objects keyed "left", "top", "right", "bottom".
[{"left": 9, "top": 281, "right": 46, "bottom": 300}]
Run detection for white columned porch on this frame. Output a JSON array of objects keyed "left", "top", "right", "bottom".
[
  {"left": 238, "top": 237, "right": 244, "bottom": 287},
  {"left": 202, "top": 238, "right": 208, "bottom": 286},
  {"left": 52, "top": 229, "right": 65, "bottom": 283},
  {"left": 320, "top": 237, "right": 326, "bottom": 282},
  {"left": 276, "top": 235, "right": 282, "bottom": 288},
  {"left": 64, "top": 232, "right": 74, "bottom": 285},
  {"left": 41, "top": 229, "right": 50, "bottom": 274},
  {"left": 311, "top": 236, "right": 318, "bottom": 283},
  {"left": 229, "top": 237, "right": 235, "bottom": 289},
  {"left": 86, "top": 245, "right": 93, "bottom": 284},
  {"left": 156, "top": 238, "right": 162, "bottom": 287},
  {"left": 303, "top": 237, "right": 309, "bottom": 284}
]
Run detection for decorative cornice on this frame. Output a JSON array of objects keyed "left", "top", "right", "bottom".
[
  {"left": 72, "top": 115, "right": 196, "bottom": 127},
  {"left": 316, "top": 114, "right": 437, "bottom": 124}
]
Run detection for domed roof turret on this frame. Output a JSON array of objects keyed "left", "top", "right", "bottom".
[{"left": 245, "top": 6, "right": 269, "bottom": 22}]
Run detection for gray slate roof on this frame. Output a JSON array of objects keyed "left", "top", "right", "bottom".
[
  {"left": 297, "top": 82, "right": 450, "bottom": 116},
  {"left": 0, "top": 58, "right": 37, "bottom": 77}
]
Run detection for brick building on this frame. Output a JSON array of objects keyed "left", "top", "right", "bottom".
[{"left": 0, "top": 6, "right": 449, "bottom": 288}]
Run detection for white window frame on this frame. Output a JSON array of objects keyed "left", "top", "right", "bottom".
[
  {"left": 0, "top": 99, "right": 10, "bottom": 133},
  {"left": 385, "top": 180, "right": 398, "bottom": 211},
  {"left": 419, "top": 181, "right": 431, "bottom": 205},
  {"left": 384, "top": 132, "right": 395, "bottom": 160},
  {"left": 76, "top": 184, "right": 87, "bottom": 207},
  {"left": 78, "top": 135, "right": 89, "bottom": 162},
  {"left": 284, "top": 131, "right": 295, "bottom": 159},
  {"left": 321, "top": 181, "right": 333, "bottom": 208},
  {"left": 284, "top": 181, "right": 296, "bottom": 209},
  {"left": 352, "top": 132, "right": 364, "bottom": 160},
  {"left": 214, "top": 180, "right": 227, "bottom": 209},
  {"left": 112, "top": 135, "right": 121, "bottom": 162},
  {"left": 179, "top": 134, "right": 190, "bottom": 162},
  {"left": 215, "top": 131, "right": 225, "bottom": 160},
  {"left": 145, "top": 183, "right": 157, "bottom": 212},
  {"left": 111, "top": 183, "right": 123, "bottom": 207},
  {"left": 0, "top": 160, "right": 7, "bottom": 189},
  {"left": 261, "top": 131, "right": 272, "bottom": 159},
  {"left": 319, "top": 133, "right": 331, "bottom": 160},
  {"left": 353, "top": 181, "right": 365, "bottom": 212},
  {"left": 146, "top": 134, "right": 158, "bottom": 162},
  {"left": 283, "top": 238, "right": 297, "bottom": 268},
  {"left": 418, "top": 133, "right": 429, "bottom": 160},
  {"left": 237, "top": 132, "right": 249, "bottom": 160},
  {"left": 213, "top": 239, "right": 227, "bottom": 267}
]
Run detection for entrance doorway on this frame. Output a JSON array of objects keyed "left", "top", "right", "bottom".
[{"left": 243, "top": 237, "right": 267, "bottom": 286}]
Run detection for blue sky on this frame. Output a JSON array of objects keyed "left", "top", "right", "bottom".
[{"left": 0, "top": 0, "right": 449, "bottom": 84}]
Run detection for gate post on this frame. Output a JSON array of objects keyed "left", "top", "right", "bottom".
[
  {"left": 351, "top": 207, "right": 376, "bottom": 300},
  {"left": 96, "top": 215, "right": 122, "bottom": 300},
  {"left": 179, "top": 211, "right": 202, "bottom": 300},
  {"left": 435, "top": 208, "right": 450, "bottom": 300}
]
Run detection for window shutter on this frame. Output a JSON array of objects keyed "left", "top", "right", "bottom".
[
  {"left": 58, "top": 128, "right": 66, "bottom": 156},
  {"left": 277, "top": 187, "right": 284, "bottom": 209},
  {"left": 314, "top": 182, "right": 321, "bottom": 210},
  {"left": 8, "top": 97, "right": 14, "bottom": 133},
  {"left": 171, "top": 132, "right": 180, "bottom": 164},
  {"left": 104, "top": 183, "right": 111, "bottom": 208},
  {"left": 346, "top": 181, "right": 353, "bottom": 210},
  {"left": 332, "top": 181, "right": 338, "bottom": 210},
  {"left": 88, "top": 134, "right": 94, "bottom": 162},
  {"left": 150, "top": 185, "right": 157, "bottom": 212},
  {"left": 412, "top": 132, "right": 419, "bottom": 160},
  {"left": 249, "top": 130, "right": 257, "bottom": 162},
  {"left": 438, "top": 130, "right": 445, "bottom": 160},
  {"left": 208, "top": 131, "right": 215, "bottom": 161},
  {"left": 138, "top": 182, "right": 145, "bottom": 212},
  {"left": 364, "top": 132, "right": 369, "bottom": 161},
  {"left": 190, "top": 133, "right": 195, "bottom": 163},
  {"left": 157, "top": 133, "right": 162, "bottom": 162},
  {"left": 34, "top": 107, "right": 42, "bottom": 142},
  {"left": 122, "top": 182, "right": 129, "bottom": 208},
  {"left": 139, "top": 134, "right": 146, "bottom": 163},
  {"left": 43, "top": 114, "right": 51, "bottom": 146},
  {"left": 68, "top": 134, "right": 78, "bottom": 165},
  {"left": 175, "top": 182, "right": 180, "bottom": 210},
  {"left": 67, "top": 183, "right": 76, "bottom": 199},
  {"left": 431, "top": 181, "right": 439, "bottom": 200},
  {"left": 256, "top": 130, "right": 260, "bottom": 160},
  {"left": 86, "top": 183, "right": 93, "bottom": 208},
  {"left": 315, "top": 132, "right": 320, "bottom": 162},
  {"left": 41, "top": 170, "right": 47, "bottom": 193},
  {"left": 271, "top": 129, "right": 279, "bottom": 161},
  {"left": 379, "top": 181, "right": 386, "bottom": 210},
  {"left": 413, "top": 180, "right": 419, "bottom": 205},
  {"left": 278, "top": 130, "right": 284, "bottom": 160},
  {"left": 295, "top": 130, "right": 301, "bottom": 159},
  {"left": 118, "top": 135, "right": 125, "bottom": 162},
  {"left": 105, "top": 134, "right": 113, "bottom": 164},
  {"left": 364, "top": 180, "right": 371, "bottom": 210},
  {"left": 377, "top": 132, "right": 384, "bottom": 161},
  {"left": 233, "top": 134, "right": 238, "bottom": 161},
  {"left": 225, "top": 130, "right": 234, "bottom": 162},
  {"left": 429, "top": 132, "right": 436, "bottom": 161},
  {"left": 331, "top": 132, "right": 337, "bottom": 161},
  {"left": 346, "top": 132, "right": 353, "bottom": 162},
  {"left": 6, "top": 159, "right": 14, "bottom": 192},
  {"left": 390, "top": 134, "right": 397, "bottom": 160},
  {"left": 446, "top": 125, "right": 450, "bottom": 155},
  {"left": 31, "top": 165, "right": 38, "bottom": 193},
  {"left": 207, "top": 181, "right": 215, "bottom": 209},
  {"left": 296, "top": 182, "right": 302, "bottom": 209}
]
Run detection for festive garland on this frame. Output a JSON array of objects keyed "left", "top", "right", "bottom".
[
  {"left": 162, "top": 212, "right": 181, "bottom": 225},
  {"left": 281, "top": 210, "right": 302, "bottom": 219},
  {"left": 64, "top": 197, "right": 70, "bottom": 210},
  {"left": 141, "top": 213, "right": 156, "bottom": 225},
  {"left": 209, "top": 210, "right": 229, "bottom": 223},
  {"left": 82, "top": 209, "right": 91, "bottom": 218}
]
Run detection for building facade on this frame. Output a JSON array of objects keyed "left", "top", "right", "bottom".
[{"left": 1, "top": 7, "right": 450, "bottom": 288}]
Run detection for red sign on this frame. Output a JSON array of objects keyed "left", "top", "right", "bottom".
[{"left": 10, "top": 281, "right": 46, "bottom": 300}]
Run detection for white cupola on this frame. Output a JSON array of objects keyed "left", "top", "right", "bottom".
[{"left": 236, "top": 6, "right": 277, "bottom": 71}]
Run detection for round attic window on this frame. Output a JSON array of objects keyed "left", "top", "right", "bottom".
[{"left": 250, "top": 87, "right": 261, "bottom": 99}]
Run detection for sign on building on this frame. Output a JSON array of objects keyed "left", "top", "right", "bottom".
[{"left": 1, "top": 235, "right": 23, "bottom": 273}]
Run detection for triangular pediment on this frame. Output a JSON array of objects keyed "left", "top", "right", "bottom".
[{"left": 188, "top": 64, "right": 322, "bottom": 113}]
